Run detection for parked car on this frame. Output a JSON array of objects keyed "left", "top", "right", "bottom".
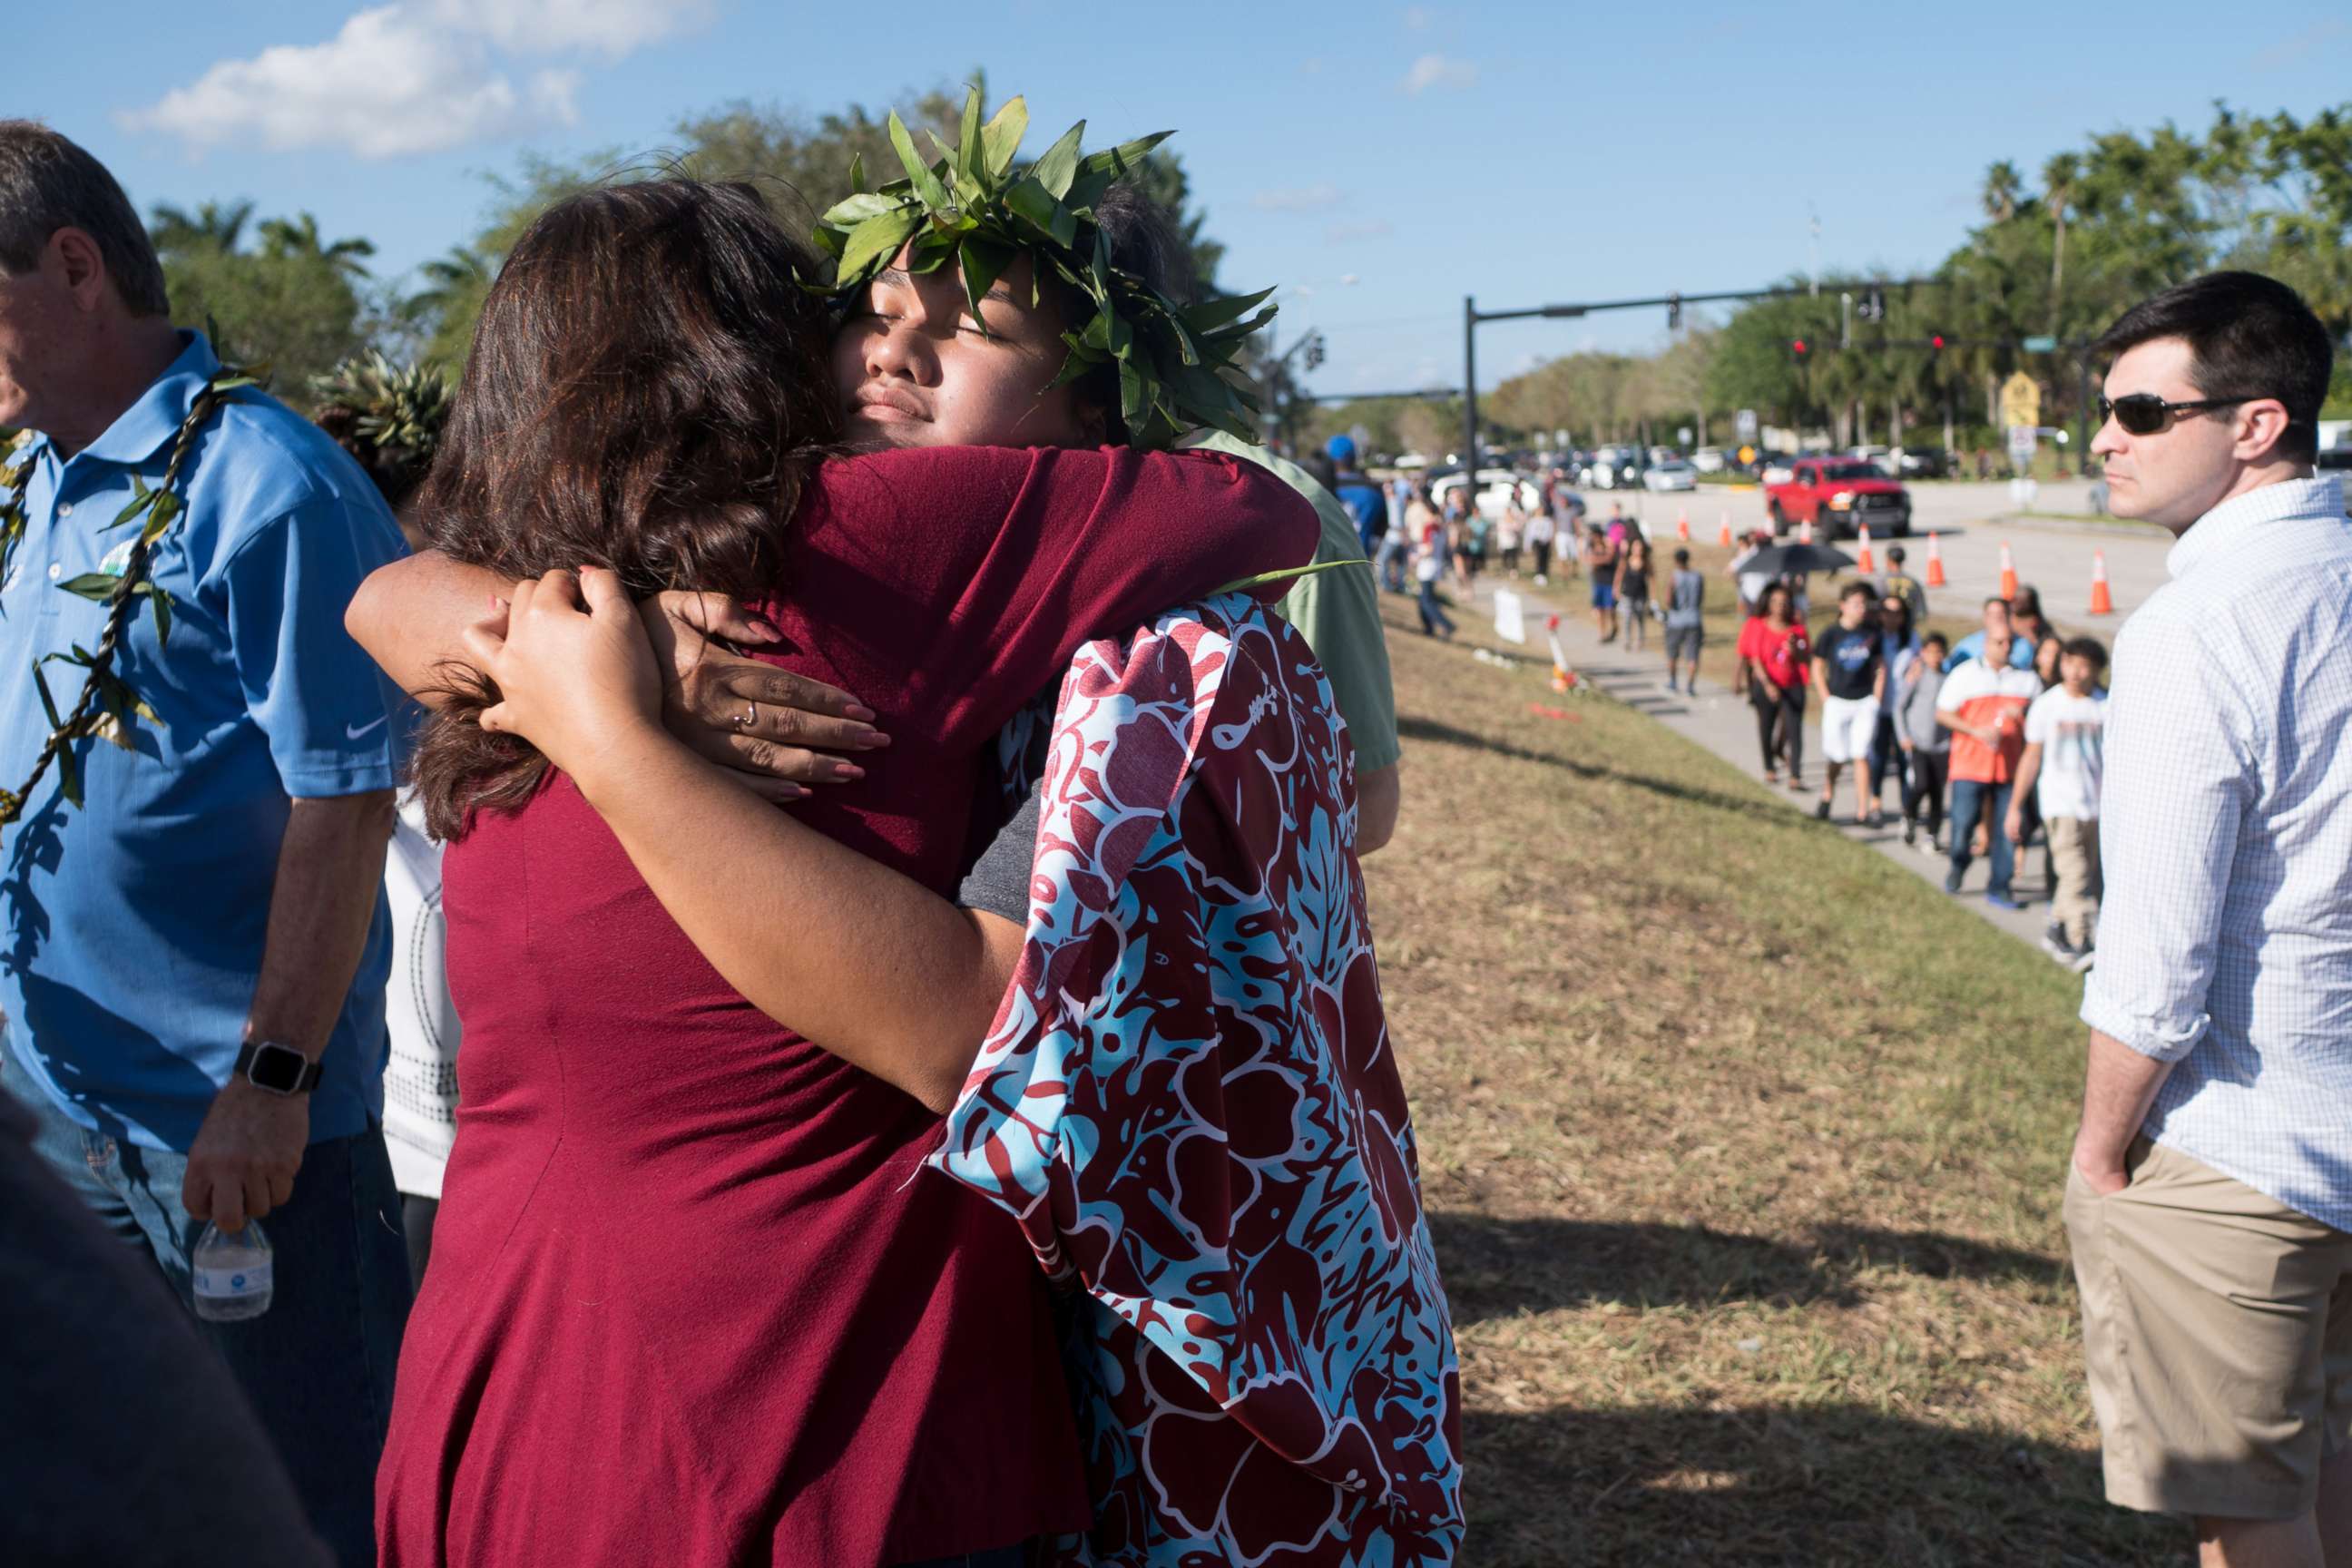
[
  {"left": 1431, "top": 468, "right": 1544, "bottom": 522},
  {"left": 1894, "top": 446, "right": 1950, "bottom": 479},
  {"left": 1759, "top": 453, "right": 1801, "bottom": 486},
  {"left": 1642, "top": 460, "right": 1699, "bottom": 493},
  {"left": 1764, "top": 457, "right": 1912, "bottom": 539},
  {"left": 1583, "top": 445, "right": 1642, "bottom": 489},
  {"left": 1690, "top": 447, "right": 1730, "bottom": 474}
]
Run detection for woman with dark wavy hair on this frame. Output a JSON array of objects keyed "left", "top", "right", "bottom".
[{"left": 369, "top": 180, "right": 1315, "bottom": 1568}]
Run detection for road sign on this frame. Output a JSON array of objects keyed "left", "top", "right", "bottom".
[
  {"left": 2007, "top": 424, "right": 2038, "bottom": 467},
  {"left": 2021, "top": 334, "right": 2058, "bottom": 354},
  {"left": 1735, "top": 408, "right": 1759, "bottom": 442},
  {"left": 1493, "top": 589, "right": 1527, "bottom": 646},
  {"left": 1999, "top": 372, "right": 2043, "bottom": 431},
  {"left": 1738, "top": 444, "right": 1757, "bottom": 466},
  {"left": 1677, "top": 426, "right": 1692, "bottom": 446}
]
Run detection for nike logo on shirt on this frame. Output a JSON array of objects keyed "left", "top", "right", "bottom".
[{"left": 346, "top": 715, "right": 389, "bottom": 740}]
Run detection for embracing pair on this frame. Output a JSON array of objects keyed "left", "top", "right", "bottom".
[{"left": 351, "top": 103, "right": 1459, "bottom": 1568}]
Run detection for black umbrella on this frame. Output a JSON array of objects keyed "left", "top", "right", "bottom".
[{"left": 1744, "top": 542, "right": 1856, "bottom": 577}]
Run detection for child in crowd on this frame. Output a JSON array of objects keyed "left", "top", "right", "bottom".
[
  {"left": 1497, "top": 503, "right": 1524, "bottom": 577},
  {"left": 2008, "top": 635, "right": 2108, "bottom": 969},
  {"left": 1415, "top": 514, "right": 1456, "bottom": 640},
  {"left": 1812, "top": 582, "right": 1886, "bottom": 825},
  {"left": 1898, "top": 632, "right": 1951, "bottom": 852},
  {"left": 1664, "top": 547, "right": 1706, "bottom": 694},
  {"left": 1617, "top": 536, "right": 1654, "bottom": 652}
]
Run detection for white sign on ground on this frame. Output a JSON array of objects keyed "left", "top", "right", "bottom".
[{"left": 1493, "top": 589, "right": 1527, "bottom": 646}]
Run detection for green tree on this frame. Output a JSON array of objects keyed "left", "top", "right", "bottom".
[{"left": 152, "top": 202, "right": 368, "bottom": 408}]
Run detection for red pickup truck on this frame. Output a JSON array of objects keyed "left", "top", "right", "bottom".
[{"left": 1765, "top": 458, "right": 1912, "bottom": 540}]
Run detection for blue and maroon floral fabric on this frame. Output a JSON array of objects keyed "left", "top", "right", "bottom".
[{"left": 929, "top": 593, "right": 1463, "bottom": 1566}]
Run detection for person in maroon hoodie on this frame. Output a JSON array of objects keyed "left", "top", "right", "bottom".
[{"left": 358, "top": 181, "right": 1314, "bottom": 1568}]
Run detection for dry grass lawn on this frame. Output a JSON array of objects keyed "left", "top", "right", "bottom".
[{"left": 1363, "top": 596, "right": 2183, "bottom": 1565}]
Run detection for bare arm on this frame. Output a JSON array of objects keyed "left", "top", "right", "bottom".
[
  {"left": 347, "top": 549, "right": 886, "bottom": 794},
  {"left": 182, "top": 791, "right": 397, "bottom": 1231},
  {"left": 1357, "top": 762, "right": 1401, "bottom": 855},
  {"left": 2072, "top": 1029, "right": 2173, "bottom": 1193}
]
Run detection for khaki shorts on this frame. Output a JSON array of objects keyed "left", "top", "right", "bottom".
[{"left": 2064, "top": 1136, "right": 2352, "bottom": 1519}]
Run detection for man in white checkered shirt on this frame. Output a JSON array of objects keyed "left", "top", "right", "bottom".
[{"left": 2063, "top": 270, "right": 2351, "bottom": 1568}]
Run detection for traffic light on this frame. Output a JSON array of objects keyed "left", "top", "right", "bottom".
[
  {"left": 1928, "top": 329, "right": 1948, "bottom": 354},
  {"left": 1859, "top": 287, "right": 1886, "bottom": 322},
  {"left": 1667, "top": 292, "right": 1682, "bottom": 332},
  {"left": 1790, "top": 337, "right": 1810, "bottom": 364}
]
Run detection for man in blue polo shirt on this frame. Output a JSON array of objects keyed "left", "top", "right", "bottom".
[
  {"left": 1325, "top": 433, "right": 1390, "bottom": 557},
  {"left": 0, "top": 122, "right": 407, "bottom": 1565}
]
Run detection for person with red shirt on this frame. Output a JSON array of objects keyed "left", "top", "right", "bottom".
[
  {"left": 1936, "top": 622, "right": 2044, "bottom": 908},
  {"left": 357, "top": 182, "right": 1318, "bottom": 1568},
  {"left": 1738, "top": 580, "right": 1812, "bottom": 788}
]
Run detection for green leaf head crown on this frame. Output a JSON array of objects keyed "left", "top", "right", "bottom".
[{"left": 812, "top": 90, "right": 1277, "bottom": 451}]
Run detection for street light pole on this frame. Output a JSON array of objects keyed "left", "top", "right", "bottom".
[{"left": 1463, "top": 295, "right": 1478, "bottom": 473}]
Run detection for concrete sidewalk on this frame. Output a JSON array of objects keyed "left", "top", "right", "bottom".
[{"left": 1437, "top": 566, "right": 2067, "bottom": 955}]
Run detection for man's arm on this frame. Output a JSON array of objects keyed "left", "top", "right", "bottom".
[
  {"left": 1357, "top": 763, "right": 1401, "bottom": 855},
  {"left": 181, "top": 792, "right": 396, "bottom": 1232},
  {"left": 2072, "top": 1029, "right": 2174, "bottom": 1193},
  {"left": 2075, "top": 610, "right": 2256, "bottom": 1182},
  {"left": 2004, "top": 741, "right": 2043, "bottom": 838},
  {"left": 348, "top": 550, "right": 886, "bottom": 789}
]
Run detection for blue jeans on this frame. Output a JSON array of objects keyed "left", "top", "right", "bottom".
[
  {"left": 1416, "top": 580, "right": 1456, "bottom": 636},
  {"left": 1374, "top": 535, "right": 1409, "bottom": 593},
  {"left": 1, "top": 1047, "right": 409, "bottom": 1567},
  {"left": 1947, "top": 778, "right": 2014, "bottom": 897}
]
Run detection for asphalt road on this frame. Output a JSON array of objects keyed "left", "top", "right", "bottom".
[{"left": 1591, "top": 478, "right": 2173, "bottom": 636}]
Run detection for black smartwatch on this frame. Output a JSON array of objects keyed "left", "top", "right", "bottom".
[{"left": 235, "top": 1040, "right": 323, "bottom": 1097}]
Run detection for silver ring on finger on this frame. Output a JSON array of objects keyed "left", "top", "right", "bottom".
[{"left": 733, "top": 701, "right": 758, "bottom": 732}]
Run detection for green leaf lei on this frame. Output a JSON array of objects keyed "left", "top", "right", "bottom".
[
  {"left": 0, "top": 358, "right": 263, "bottom": 825},
  {"left": 812, "top": 90, "right": 1278, "bottom": 450}
]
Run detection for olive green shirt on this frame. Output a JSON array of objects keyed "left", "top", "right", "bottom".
[{"left": 1184, "top": 430, "right": 1402, "bottom": 774}]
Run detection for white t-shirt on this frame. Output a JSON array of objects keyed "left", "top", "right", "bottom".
[
  {"left": 381, "top": 794, "right": 461, "bottom": 1199},
  {"left": 2023, "top": 686, "right": 2107, "bottom": 820},
  {"left": 1415, "top": 548, "right": 1443, "bottom": 583}
]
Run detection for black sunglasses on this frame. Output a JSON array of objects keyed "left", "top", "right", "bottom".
[{"left": 2098, "top": 392, "right": 2256, "bottom": 436}]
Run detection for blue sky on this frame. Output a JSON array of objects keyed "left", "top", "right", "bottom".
[{"left": 22, "top": 1, "right": 2351, "bottom": 396}]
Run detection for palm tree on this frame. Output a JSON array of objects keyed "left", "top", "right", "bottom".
[
  {"left": 2042, "top": 152, "right": 2081, "bottom": 338},
  {"left": 258, "top": 212, "right": 375, "bottom": 279},
  {"left": 1980, "top": 162, "right": 2023, "bottom": 225},
  {"left": 149, "top": 199, "right": 255, "bottom": 254}
]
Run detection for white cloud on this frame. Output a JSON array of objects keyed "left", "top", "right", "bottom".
[
  {"left": 430, "top": 0, "right": 708, "bottom": 59},
  {"left": 1253, "top": 183, "right": 1345, "bottom": 212},
  {"left": 119, "top": 0, "right": 696, "bottom": 159},
  {"left": 1401, "top": 54, "right": 1477, "bottom": 94}
]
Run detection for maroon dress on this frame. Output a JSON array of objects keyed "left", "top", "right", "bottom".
[{"left": 375, "top": 446, "right": 1317, "bottom": 1568}]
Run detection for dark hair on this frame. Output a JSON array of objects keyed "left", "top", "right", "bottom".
[
  {"left": 1923, "top": 631, "right": 1950, "bottom": 652},
  {"left": 1886, "top": 544, "right": 1906, "bottom": 564},
  {"left": 1879, "top": 593, "right": 1913, "bottom": 632},
  {"left": 1840, "top": 580, "right": 1874, "bottom": 603},
  {"left": 1759, "top": 581, "right": 1794, "bottom": 620},
  {"left": 410, "top": 179, "right": 840, "bottom": 839},
  {"left": 2061, "top": 634, "right": 2110, "bottom": 672},
  {"left": 1983, "top": 595, "right": 2011, "bottom": 613},
  {"left": 2012, "top": 584, "right": 2043, "bottom": 619},
  {"left": 2093, "top": 270, "right": 2333, "bottom": 465},
  {"left": 1673, "top": 547, "right": 1690, "bottom": 565},
  {"left": 0, "top": 120, "right": 169, "bottom": 316},
  {"left": 1054, "top": 177, "right": 1199, "bottom": 444}
]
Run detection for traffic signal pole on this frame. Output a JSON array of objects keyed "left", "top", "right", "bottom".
[{"left": 1458, "top": 278, "right": 1936, "bottom": 465}]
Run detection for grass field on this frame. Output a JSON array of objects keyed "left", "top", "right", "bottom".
[{"left": 1362, "top": 596, "right": 2184, "bottom": 1565}]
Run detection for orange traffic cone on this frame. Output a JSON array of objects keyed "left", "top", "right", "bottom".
[
  {"left": 1998, "top": 542, "right": 2018, "bottom": 600},
  {"left": 2089, "top": 550, "right": 2114, "bottom": 615},
  {"left": 1676, "top": 510, "right": 1690, "bottom": 543},
  {"left": 1545, "top": 614, "right": 1574, "bottom": 692},
  {"left": 1855, "top": 523, "right": 1876, "bottom": 574},
  {"left": 1926, "top": 532, "right": 1947, "bottom": 587},
  {"left": 1718, "top": 512, "right": 1734, "bottom": 547}
]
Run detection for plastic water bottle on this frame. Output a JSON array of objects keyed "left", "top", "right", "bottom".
[{"left": 192, "top": 1219, "right": 273, "bottom": 1322}]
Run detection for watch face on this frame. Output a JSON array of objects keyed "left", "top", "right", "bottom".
[{"left": 248, "top": 1044, "right": 309, "bottom": 1094}]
